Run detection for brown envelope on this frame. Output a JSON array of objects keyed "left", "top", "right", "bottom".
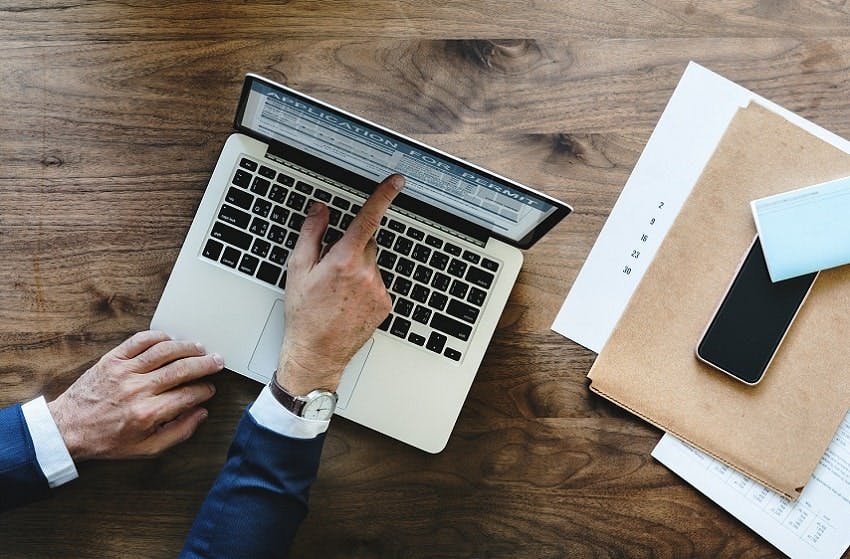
[{"left": 588, "top": 103, "right": 850, "bottom": 500}]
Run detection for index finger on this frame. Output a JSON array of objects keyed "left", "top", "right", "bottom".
[{"left": 340, "top": 174, "right": 404, "bottom": 250}]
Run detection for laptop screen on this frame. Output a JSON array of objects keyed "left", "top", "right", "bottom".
[{"left": 236, "top": 76, "right": 570, "bottom": 247}]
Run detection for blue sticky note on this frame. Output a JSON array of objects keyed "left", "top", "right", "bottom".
[{"left": 751, "top": 175, "right": 850, "bottom": 282}]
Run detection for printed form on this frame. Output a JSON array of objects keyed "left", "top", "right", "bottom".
[{"left": 552, "top": 62, "right": 850, "bottom": 559}]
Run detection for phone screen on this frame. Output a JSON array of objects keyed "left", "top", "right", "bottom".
[{"left": 697, "top": 237, "right": 817, "bottom": 384}]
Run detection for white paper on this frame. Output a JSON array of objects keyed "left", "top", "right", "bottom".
[
  {"left": 652, "top": 414, "right": 850, "bottom": 559},
  {"left": 551, "top": 61, "right": 850, "bottom": 557},
  {"left": 551, "top": 61, "right": 850, "bottom": 353}
]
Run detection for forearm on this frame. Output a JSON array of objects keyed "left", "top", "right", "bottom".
[{"left": 179, "top": 409, "right": 326, "bottom": 559}]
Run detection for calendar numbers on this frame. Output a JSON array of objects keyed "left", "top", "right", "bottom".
[{"left": 622, "top": 201, "right": 665, "bottom": 277}]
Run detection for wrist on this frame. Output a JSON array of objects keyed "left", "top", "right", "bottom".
[
  {"left": 276, "top": 351, "right": 342, "bottom": 395},
  {"left": 47, "top": 396, "right": 87, "bottom": 461}
]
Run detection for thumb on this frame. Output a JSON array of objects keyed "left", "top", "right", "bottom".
[{"left": 290, "top": 202, "right": 329, "bottom": 271}]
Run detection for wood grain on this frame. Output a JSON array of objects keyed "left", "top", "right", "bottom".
[{"left": 1, "top": 2, "right": 848, "bottom": 558}]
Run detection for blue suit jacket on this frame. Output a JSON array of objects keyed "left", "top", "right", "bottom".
[
  {"left": 0, "top": 403, "right": 51, "bottom": 512},
  {"left": 1, "top": 403, "right": 324, "bottom": 557},
  {"left": 179, "top": 411, "right": 326, "bottom": 559}
]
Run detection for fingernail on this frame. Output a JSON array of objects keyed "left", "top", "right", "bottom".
[
  {"left": 308, "top": 202, "right": 322, "bottom": 216},
  {"left": 195, "top": 342, "right": 205, "bottom": 353},
  {"left": 212, "top": 353, "right": 224, "bottom": 367},
  {"left": 200, "top": 409, "right": 209, "bottom": 421},
  {"left": 208, "top": 383, "right": 216, "bottom": 395},
  {"left": 390, "top": 174, "right": 405, "bottom": 191}
]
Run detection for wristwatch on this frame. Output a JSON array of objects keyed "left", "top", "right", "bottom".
[{"left": 269, "top": 375, "right": 338, "bottom": 421}]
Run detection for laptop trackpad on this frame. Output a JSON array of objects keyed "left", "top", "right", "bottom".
[{"left": 248, "top": 299, "right": 373, "bottom": 410}]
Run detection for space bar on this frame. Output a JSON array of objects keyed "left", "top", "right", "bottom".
[{"left": 430, "top": 313, "right": 472, "bottom": 342}]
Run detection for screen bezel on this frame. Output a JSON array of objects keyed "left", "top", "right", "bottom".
[{"left": 233, "top": 74, "right": 571, "bottom": 249}]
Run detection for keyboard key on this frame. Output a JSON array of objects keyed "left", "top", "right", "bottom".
[
  {"left": 331, "top": 196, "right": 350, "bottom": 210},
  {"left": 425, "top": 235, "right": 443, "bottom": 249},
  {"left": 351, "top": 204, "right": 361, "bottom": 214},
  {"left": 380, "top": 269, "right": 394, "bottom": 288},
  {"left": 431, "top": 313, "right": 472, "bottom": 341},
  {"left": 220, "top": 246, "right": 240, "bottom": 268},
  {"left": 239, "top": 254, "right": 259, "bottom": 276},
  {"left": 428, "top": 292, "right": 448, "bottom": 311},
  {"left": 258, "top": 165, "right": 277, "bottom": 179},
  {"left": 323, "top": 228, "right": 343, "bottom": 246},
  {"left": 412, "top": 305, "right": 432, "bottom": 325},
  {"left": 268, "top": 184, "right": 287, "bottom": 203},
  {"left": 444, "top": 243, "right": 462, "bottom": 256},
  {"left": 288, "top": 213, "right": 305, "bottom": 231},
  {"left": 481, "top": 258, "right": 499, "bottom": 272},
  {"left": 407, "top": 227, "right": 424, "bottom": 241},
  {"left": 226, "top": 187, "right": 253, "bottom": 210},
  {"left": 239, "top": 157, "right": 257, "bottom": 171},
  {"left": 252, "top": 199, "right": 272, "bottom": 218},
  {"left": 393, "top": 237, "right": 413, "bottom": 256},
  {"left": 295, "top": 181, "right": 313, "bottom": 194},
  {"left": 429, "top": 252, "right": 449, "bottom": 271},
  {"left": 285, "top": 191, "right": 306, "bottom": 211},
  {"left": 447, "top": 299, "right": 479, "bottom": 324},
  {"left": 278, "top": 270, "right": 288, "bottom": 289},
  {"left": 395, "top": 257, "right": 415, "bottom": 277},
  {"left": 410, "top": 284, "right": 430, "bottom": 304},
  {"left": 392, "top": 277, "right": 412, "bottom": 296},
  {"left": 284, "top": 232, "right": 299, "bottom": 249},
  {"left": 269, "top": 246, "right": 289, "bottom": 266},
  {"left": 249, "top": 217, "right": 269, "bottom": 237},
  {"left": 467, "top": 287, "right": 487, "bottom": 306},
  {"left": 250, "top": 176, "right": 270, "bottom": 197},
  {"left": 444, "top": 347, "right": 462, "bottom": 361},
  {"left": 376, "top": 229, "right": 396, "bottom": 248},
  {"left": 466, "top": 266, "right": 495, "bottom": 289},
  {"left": 390, "top": 316, "right": 411, "bottom": 338},
  {"left": 388, "top": 219, "right": 405, "bottom": 233},
  {"left": 377, "top": 314, "right": 392, "bottom": 331},
  {"left": 377, "top": 250, "right": 397, "bottom": 269},
  {"left": 340, "top": 214, "right": 353, "bottom": 230},
  {"left": 431, "top": 272, "right": 451, "bottom": 292},
  {"left": 462, "top": 250, "right": 481, "bottom": 264},
  {"left": 202, "top": 239, "right": 224, "bottom": 261},
  {"left": 218, "top": 204, "right": 251, "bottom": 229},
  {"left": 268, "top": 224, "right": 287, "bottom": 244},
  {"left": 256, "top": 261, "right": 282, "bottom": 285},
  {"left": 251, "top": 238, "right": 271, "bottom": 258},
  {"left": 314, "top": 188, "right": 332, "bottom": 202},
  {"left": 270, "top": 205, "right": 290, "bottom": 225},
  {"left": 232, "top": 169, "right": 252, "bottom": 188},
  {"left": 447, "top": 258, "right": 467, "bottom": 278},
  {"left": 449, "top": 280, "right": 469, "bottom": 299},
  {"left": 413, "top": 265, "right": 433, "bottom": 284},
  {"left": 277, "top": 172, "right": 294, "bottom": 186},
  {"left": 328, "top": 208, "right": 341, "bottom": 226},
  {"left": 426, "top": 332, "right": 447, "bottom": 354},
  {"left": 212, "top": 222, "right": 252, "bottom": 250},
  {"left": 408, "top": 332, "right": 426, "bottom": 346},
  {"left": 394, "top": 298, "right": 414, "bottom": 317},
  {"left": 411, "top": 244, "right": 431, "bottom": 263}
]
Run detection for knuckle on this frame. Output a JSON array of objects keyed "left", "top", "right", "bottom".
[{"left": 129, "top": 404, "right": 157, "bottom": 430}]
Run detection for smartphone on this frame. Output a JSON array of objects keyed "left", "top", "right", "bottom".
[{"left": 696, "top": 236, "right": 818, "bottom": 385}]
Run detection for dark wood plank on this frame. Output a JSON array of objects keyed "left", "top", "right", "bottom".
[{"left": 1, "top": 2, "right": 848, "bottom": 558}]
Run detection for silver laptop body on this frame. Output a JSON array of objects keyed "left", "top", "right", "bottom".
[{"left": 152, "top": 74, "right": 571, "bottom": 452}]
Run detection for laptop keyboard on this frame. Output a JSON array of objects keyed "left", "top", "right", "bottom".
[{"left": 201, "top": 155, "right": 501, "bottom": 363}]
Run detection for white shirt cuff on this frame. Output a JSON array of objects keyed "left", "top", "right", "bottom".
[
  {"left": 21, "top": 396, "right": 79, "bottom": 488},
  {"left": 248, "top": 386, "right": 330, "bottom": 439}
]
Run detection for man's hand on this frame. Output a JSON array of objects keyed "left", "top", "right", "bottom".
[
  {"left": 47, "top": 330, "right": 223, "bottom": 461},
  {"left": 278, "top": 173, "right": 405, "bottom": 395}
]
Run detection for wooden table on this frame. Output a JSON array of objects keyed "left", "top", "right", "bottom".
[{"left": 2, "top": 2, "right": 848, "bottom": 557}]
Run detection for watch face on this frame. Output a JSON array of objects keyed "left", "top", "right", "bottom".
[{"left": 302, "top": 392, "right": 337, "bottom": 421}]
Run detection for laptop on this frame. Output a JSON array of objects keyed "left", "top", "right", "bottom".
[{"left": 152, "top": 74, "right": 571, "bottom": 452}]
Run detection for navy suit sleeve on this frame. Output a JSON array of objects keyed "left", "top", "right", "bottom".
[
  {"left": 180, "top": 410, "right": 326, "bottom": 559},
  {"left": 0, "top": 404, "right": 51, "bottom": 512}
]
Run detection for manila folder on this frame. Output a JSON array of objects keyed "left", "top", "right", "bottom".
[{"left": 588, "top": 103, "right": 850, "bottom": 500}]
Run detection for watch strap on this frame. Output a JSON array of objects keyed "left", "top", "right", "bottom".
[{"left": 269, "top": 375, "right": 307, "bottom": 416}]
